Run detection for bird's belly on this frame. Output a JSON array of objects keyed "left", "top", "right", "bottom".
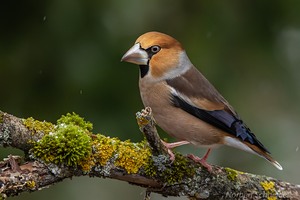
[
  {"left": 153, "top": 108, "right": 222, "bottom": 147},
  {"left": 139, "top": 82, "right": 223, "bottom": 147}
]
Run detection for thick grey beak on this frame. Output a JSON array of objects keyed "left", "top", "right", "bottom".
[{"left": 121, "top": 43, "right": 148, "bottom": 65}]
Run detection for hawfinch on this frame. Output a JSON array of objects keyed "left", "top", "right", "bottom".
[{"left": 121, "top": 31, "right": 283, "bottom": 171}]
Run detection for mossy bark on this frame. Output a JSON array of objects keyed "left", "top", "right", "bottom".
[{"left": 0, "top": 110, "right": 299, "bottom": 199}]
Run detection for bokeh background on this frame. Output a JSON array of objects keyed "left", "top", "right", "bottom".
[{"left": 1, "top": 0, "right": 300, "bottom": 199}]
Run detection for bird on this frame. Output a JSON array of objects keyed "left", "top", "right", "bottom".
[{"left": 121, "top": 31, "right": 283, "bottom": 171}]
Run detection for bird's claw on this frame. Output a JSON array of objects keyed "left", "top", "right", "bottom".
[
  {"left": 167, "top": 149, "right": 175, "bottom": 162},
  {"left": 161, "top": 140, "right": 190, "bottom": 163},
  {"left": 188, "top": 154, "right": 212, "bottom": 172}
]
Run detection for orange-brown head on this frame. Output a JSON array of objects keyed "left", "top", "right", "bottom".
[{"left": 121, "top": 32, "right": 192, "bottom": 81}]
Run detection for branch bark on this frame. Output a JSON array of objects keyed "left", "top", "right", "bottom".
[{"left": 0, "top": 109, "right": 299, "bottom": 199}]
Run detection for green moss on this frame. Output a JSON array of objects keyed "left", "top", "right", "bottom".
[
  {"left": 57, "top": 112, "right": 92, "bottom": 132},
  {"left": 27, "top": 112, "right": 160, "bottom": 175},
  {"left": 23, "top": 117, "right": 54, "bottom": 135},
  {"left": 29, "top": 112, "right": 150, "bottom": 172},
  {"left": 225, "top": 167, "right": 240, "bottom": 181},
  {"left": 145, "top": 153, "right": 195, "bottom": 184},
  {"left": 31, "top": 113, "right": 92, "bottom": 166}
]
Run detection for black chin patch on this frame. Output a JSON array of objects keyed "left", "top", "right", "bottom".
[{"left": 139, "top": 65, "right": 149, "bottom": 78}]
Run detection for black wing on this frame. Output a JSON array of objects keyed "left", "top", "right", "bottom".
[{"left": 171, "top": 94, "right": 270, "bottom": 153}]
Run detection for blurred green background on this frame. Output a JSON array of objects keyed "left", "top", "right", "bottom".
[{"left": 1, "top": 0, "right": 300, "bottom": 199}]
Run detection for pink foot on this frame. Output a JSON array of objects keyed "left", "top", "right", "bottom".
[
  {"left": 188, "top": 149, "right": 212, "bottom": 172},
  {"left": 167, "top": 149, "right": 175, "bottom": 161},
  {"left": 161, "top": 140, "right": 190, "bottom": 162}
]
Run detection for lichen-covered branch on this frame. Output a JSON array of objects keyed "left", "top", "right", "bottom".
[{"left": 0, "top": 109, "right": 299, "bottom": 199}]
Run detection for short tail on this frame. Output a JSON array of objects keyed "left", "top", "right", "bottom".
[
  {"left": 224, "top": 136, "right": 283, "bottom": 170},
  {"left": 268, "top": 159, "right": 283, "bottom": 171},
  {"left": 250, "top": 144, "right": 283, "bottom": 170}
]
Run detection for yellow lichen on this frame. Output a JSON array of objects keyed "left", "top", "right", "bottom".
[
  {"left": 136, "top": 116, "right": 149, "bottom": 127},
  {"left": 115, "top": 140, "right": 151, "bottom": 174},
  {"left": 78, "top": 135, "right": 119, "bottom": 171},
  {"left": 26, "top": 181, "right": 36, "bottom": 189},
  {"left": 136, "top": 109, "right": 154, "bottom": 128},
  {"left": 25, "top": 112, "right": 153, "bottom": 174},
  {"left": 261, "top": 181, "right": 275, "bottom": 192},
  {"left": 23, "top": 117, "right": 54, "bottom": 135},
  {"left": 260, "top": 181, "right": 276, "bottom": 199},
  {"left": 78, "top": 134, "right": 120, "bottom": 171},
  {"left": 94, "top": 135, "right": 119, "bottom": 166},
  {"left": 225, "top": 167, "right": 243, "bottom": 181},
  {"left": 78, "top": 156, "right": 95, "bottom": 172},
  {"left": 78, "top": 135, "right": 151, "bottom": 174}
]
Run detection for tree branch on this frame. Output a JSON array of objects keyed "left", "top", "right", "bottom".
[{"left": 0, "top": 109, "right": 299, "bottom": 199}]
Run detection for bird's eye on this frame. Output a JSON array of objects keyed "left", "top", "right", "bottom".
[{"left": 150, "top": 45, "right": 161, "bottom": 53}]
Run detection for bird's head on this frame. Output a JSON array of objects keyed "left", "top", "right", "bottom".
[{"left": 121, "top": 32, "right": 192, "bottom": 81}]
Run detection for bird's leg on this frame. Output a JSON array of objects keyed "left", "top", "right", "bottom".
[
  {"left": 161, "top": 140, "right": 190, "bottom": 161},
  {"left": 188, "top": 148, "right": 212, "bottom": 171},
  {"left": 201, "top": 148, "right": 211, "bottom": 161},
  {"left": 161, "top": 140, "right": 190, "bottom": 149}
]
